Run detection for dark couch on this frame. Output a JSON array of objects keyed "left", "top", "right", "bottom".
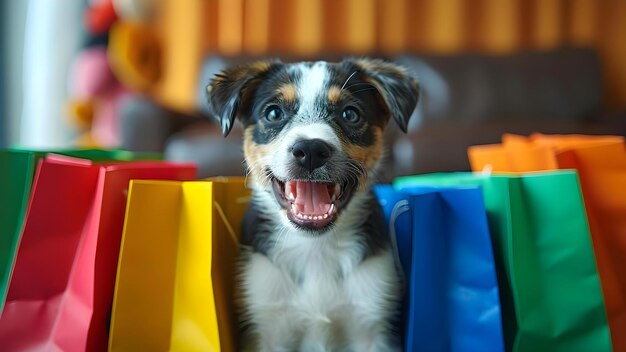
[{"left": 120, "top": 48, "right": 626, "bottom": 180}]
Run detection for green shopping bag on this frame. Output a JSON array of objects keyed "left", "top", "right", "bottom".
[
  {"left": 7, "top": 148, "right": 162, "bottom": 163},
  {"left": 395, "top": 171, "right": 612, "bottom": 352},
  {"left": 0, "top": 148, "right": 161, "bottom": 314},
  {"left": 0, "top": 152, "right": 36, "bottom": 315}
]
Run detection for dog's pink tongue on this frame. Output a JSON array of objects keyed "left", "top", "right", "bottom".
[{"left": 294, "top": 181, "right": 331, "bottom": 215}]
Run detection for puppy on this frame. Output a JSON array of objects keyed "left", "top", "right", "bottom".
[{"left": 207, "top": 58, "right": 419, "bottom": 352}]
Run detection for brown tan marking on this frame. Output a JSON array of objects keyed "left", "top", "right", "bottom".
[
  {"left": 327, "top": 85, "right": 343, "bottom": 105},
  {"left": 243, "top": 126, "right": 281, "bottom": 187},
  {"left": 276, "top": 83, "right": 298, "bottom": 104},
  {"left": 234, "top": 60, "right": 274, "bottom": 80},
  {"left": 354, "top": 58, "right": 409, "bottom": 77},
  {"left": 207, "top": 60, "right": 275, "bottom": 95}
]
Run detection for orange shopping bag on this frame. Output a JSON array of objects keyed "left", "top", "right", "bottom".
[
  {"left": 468, "top": 133, "right": 626, "bottom": 352},
  {"left": 468, "top": 133, "right": 624, "bottom": 172}
]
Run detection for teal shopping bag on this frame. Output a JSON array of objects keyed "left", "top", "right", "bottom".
[
  {"left": 0, "top": 148, "right": 161, "bottom": 314},
  {"left": 375, "top": 185, "right": 504, "bottom": 352},
  {"left": 0, "top": 152, "right": 37, "bottom": 314},
  {"left": 394, "top": 171, "right": 612, "bottom": 352}
]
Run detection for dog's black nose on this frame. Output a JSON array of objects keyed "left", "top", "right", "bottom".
[{"left": 291, "top": 139, "right": 333, "bottom": 172}]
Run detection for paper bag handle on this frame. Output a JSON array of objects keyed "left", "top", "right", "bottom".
[
  {"left": 212, "top": 195, "right": 250, "bottom": 247},
  {"left": 389, "top": 200, "right": 409, "bottom": 282}
]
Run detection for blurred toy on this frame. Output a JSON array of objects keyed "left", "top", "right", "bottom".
[
  {"left": 108, "top": 21, "right": 161, "bottom": 91},
  {"left": 67, "top": 0, "right": 161, "bottom": 147},
  {"left": 107, "top": 0, "right": 161, "bottom": 91},
  {"left": 112, "top": 0, "right": 155, "bottom": 22},
  {"left": 85, "top": 0, "right": 118, "bottom": 35},
  {"left": 67, "top": 46, "right": 129, "bottom": 147}
]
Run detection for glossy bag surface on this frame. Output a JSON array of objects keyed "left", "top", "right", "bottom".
[
  {"left": 395, "top": 171, "right": 612, "bottom": 352},
  {"left": 109, "top": 178, "right": 249, "bottom": 352},
  {"left": 469, "top": 134, "right": 626, "bottom": 351},
  {"left": 0, "top": 154, "right": 195, "bottom": 351},
  {"left": 0, "top": 148, "right": 161, "bottom": 315},
  {"left": 375, "top": 185, "right": 504, "bottom": 352}
]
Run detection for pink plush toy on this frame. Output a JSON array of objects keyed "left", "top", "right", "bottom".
[
  {"left": 68, "top": 46, "right": 130, "bottom": 147},
  {"left": 67, "top": 0, "right": 158, "bottom": 147}
]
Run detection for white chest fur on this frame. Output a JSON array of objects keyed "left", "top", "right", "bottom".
[{"left": 240, "top": 225, "right": 401, "bottom": 352}]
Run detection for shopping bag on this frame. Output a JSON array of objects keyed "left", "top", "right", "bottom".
[
  {"left": 0, "top": 151, "right": 37, "bottom": 315},
  {"left": 468, "top": 134, "right": 624, "bottom": 172},
  {"left": 0, "top": 154, "right": 195, "bottom": 351},
  {"left": 395, "top": 171, "right": 612, "bottom": 352},
  {"left": 374, "top": 185, "right": 504, "bottom": 352},
  {"left": 468, "top": 134, "right": 626, "bottom": 351},
  {"left": 0, "top": 148, "right": 161, "bottom": 314},
  {"left": 109, "top": 177, "right": 250, "bottom": 352},
  {"left": 6, "top": 147, "right": 162, "bottom": 162}
]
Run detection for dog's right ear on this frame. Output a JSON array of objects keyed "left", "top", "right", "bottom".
[{"left": 206, "top": 60, "right": 280, "bottom": 137}]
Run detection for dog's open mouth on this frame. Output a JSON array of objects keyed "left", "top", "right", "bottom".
[{"left": 271, "top": 176, "right": 356, "bottom": 230}]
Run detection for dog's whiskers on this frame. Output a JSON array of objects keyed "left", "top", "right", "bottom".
[
  {"left": 350, "top": 87, "right": 378, "bottom": 96},
  {"left": 343, "top": 82, "right": 375, "bottom": 91},
  {"left": 272, "top": 224, "right": 289, "bottom": 252},
  {"left": 341, "top": 71, "right": 358, "bottom": 90},
  {"left": 245, "top": 162, "right": 274, "bottom": 188}
]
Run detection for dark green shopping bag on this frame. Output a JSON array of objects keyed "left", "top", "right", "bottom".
[
  {"left": 0, "top": 148, "right": 161, "bottom": 314},
  {"left": 395, "top": 171, "right": 612, "bottom": 352},
  {"left": 7, "top": 148, "right": 161, "bottom": 163}
]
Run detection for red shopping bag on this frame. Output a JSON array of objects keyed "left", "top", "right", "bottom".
[{"left": 0, "top": 155, "right": 195, "bottom": 351}]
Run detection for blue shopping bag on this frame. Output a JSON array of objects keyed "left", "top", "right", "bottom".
[{"left": 375, "top": 185, "right": 504, "bottom": 352}]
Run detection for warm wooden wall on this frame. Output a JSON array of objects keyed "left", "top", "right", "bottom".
[{"left": 151, "top": 0, "right": 626, "bottom": 111}]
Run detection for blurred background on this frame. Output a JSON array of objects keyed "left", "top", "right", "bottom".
[{"left": 1, "top": 0, "right": 626, "bottom": 178}]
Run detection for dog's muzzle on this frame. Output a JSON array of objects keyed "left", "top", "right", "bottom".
[{"left": 270, "top": 139, "right": 358, "bottom": 231}]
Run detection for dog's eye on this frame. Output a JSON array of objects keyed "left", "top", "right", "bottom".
[
  {"left": 265, "top": 106, "right": 283, "bottom": 122},
  {"left": 342, "top": 107, "right": 361, "bottom": 124}
]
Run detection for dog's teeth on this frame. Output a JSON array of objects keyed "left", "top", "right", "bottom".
[
  {"left": 331, "top": 194, "right": 336, "bottom": 202},
  {"left": 323, "top": 214, "right": 328, "bottom": 219},
  {"left": 308, "top": 215, "right": 313, "bottom": 220},
  {"left": 291, "top": 204, "right": 297, "bottom": 213},
  {"left": 288, "top": 192, "right": 295, "bottom": 200},
  {"left": 329, "top": 204, "right": 335, "bottom": 214},
  {"left": 297, "top": 213, "right": 304, "bottom": 219},
  {"left": 334, "top": 183, "right": 341, "bottom": 195}
]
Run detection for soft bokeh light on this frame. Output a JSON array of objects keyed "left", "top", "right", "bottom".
[{"left": 2, "top": 0, "right": 626, "bottom": 150}]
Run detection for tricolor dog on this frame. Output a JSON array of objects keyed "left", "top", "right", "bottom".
[{"left": 207, "top": 58, "right": 419, "bottom": 351}]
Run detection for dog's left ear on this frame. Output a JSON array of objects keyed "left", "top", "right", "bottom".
[
  {"left": 345, "top": 58, "right": 419, "bottom": 133},
  {"left": 206, "top": 60, "right": 281, "bottom": 137}
]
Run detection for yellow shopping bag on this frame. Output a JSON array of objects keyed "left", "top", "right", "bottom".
[{"left": 109, "top": 177, "right": 250, "bottom": 352}]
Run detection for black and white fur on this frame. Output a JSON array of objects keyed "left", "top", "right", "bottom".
[{"left": 207, "top": 58, "right": 419, "bottom": 352}]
